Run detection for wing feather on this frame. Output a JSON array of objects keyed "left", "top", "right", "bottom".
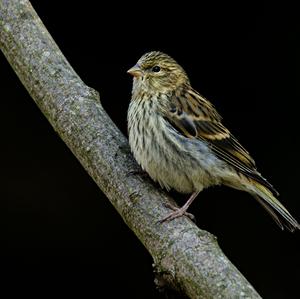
[{"left": 163, "top": 85, "right": 278, "bottom": 195}]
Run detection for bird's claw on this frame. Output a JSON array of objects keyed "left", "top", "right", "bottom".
[
  {"left": 129, "top": 169, "right": 149, "bottom": 178},
  {"left": 159, "top": 203, "right": 195, "bottom": 223}
]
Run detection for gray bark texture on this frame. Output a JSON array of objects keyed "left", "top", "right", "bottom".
[{"left": 0, "top": 1, "right": 262, "bottom": 298}]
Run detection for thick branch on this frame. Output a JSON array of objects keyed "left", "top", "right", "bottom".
[{"left": 0, "top": 1, "right": 261, "bottom": 298}]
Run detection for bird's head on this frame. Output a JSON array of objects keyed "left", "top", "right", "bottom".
[{"left": 128, "top": 51, "right": 190, "bottom": 97}]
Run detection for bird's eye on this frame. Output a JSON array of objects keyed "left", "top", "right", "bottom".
[{"left": 151, "top": 65, "right": 161, "bottom": 72}]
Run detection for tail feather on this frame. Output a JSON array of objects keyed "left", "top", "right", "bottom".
[{"left": 251, "top": 182, "right": 299, "bottom": 232}]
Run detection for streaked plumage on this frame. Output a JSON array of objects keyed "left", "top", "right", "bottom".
[{"left": 127, "top": 51, "right": 299, "bottom": 231}]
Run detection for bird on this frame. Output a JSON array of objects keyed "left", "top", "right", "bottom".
[{"left": 127, "top": 51, "right": 299, "bottom": 232}]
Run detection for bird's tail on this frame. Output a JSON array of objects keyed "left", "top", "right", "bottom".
[{"left": 250, "top": 181, "right": 299, "bottom": 232}]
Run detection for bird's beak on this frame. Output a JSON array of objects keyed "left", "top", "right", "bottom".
[{"left": 127, "top": 64, "right": 143, "bottom": 78}]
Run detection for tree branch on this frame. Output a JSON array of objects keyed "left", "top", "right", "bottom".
[{"left": 0, "top": 1, "right": 262, "bottom": 298}]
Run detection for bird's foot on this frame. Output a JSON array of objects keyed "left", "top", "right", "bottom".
[
  {"left": 129, "top": 169, "right": 149, "bottom": 178},
  {"left": 159, "top": 202, "right": 195, "bottom": 223}
]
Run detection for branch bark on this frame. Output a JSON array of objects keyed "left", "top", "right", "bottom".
[{"left": 0, "top": 1, "right": 262, "bottom": 298}]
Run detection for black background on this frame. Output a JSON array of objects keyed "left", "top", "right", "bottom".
[{"left": 0, "top": 1, "right": 299, "bottom": 298}]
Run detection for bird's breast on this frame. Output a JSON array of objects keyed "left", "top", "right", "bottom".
[{"left": 128, "top": 97, "right": 222, "bottom": 193}]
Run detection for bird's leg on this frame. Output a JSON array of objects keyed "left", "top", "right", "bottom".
[{"left": 160, "top": 191, "right": 200, "bottom": 223}]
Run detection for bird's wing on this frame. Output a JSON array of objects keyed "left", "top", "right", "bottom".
[{"left": 163, "top": 86, "right": 278, "bottom": 194}]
